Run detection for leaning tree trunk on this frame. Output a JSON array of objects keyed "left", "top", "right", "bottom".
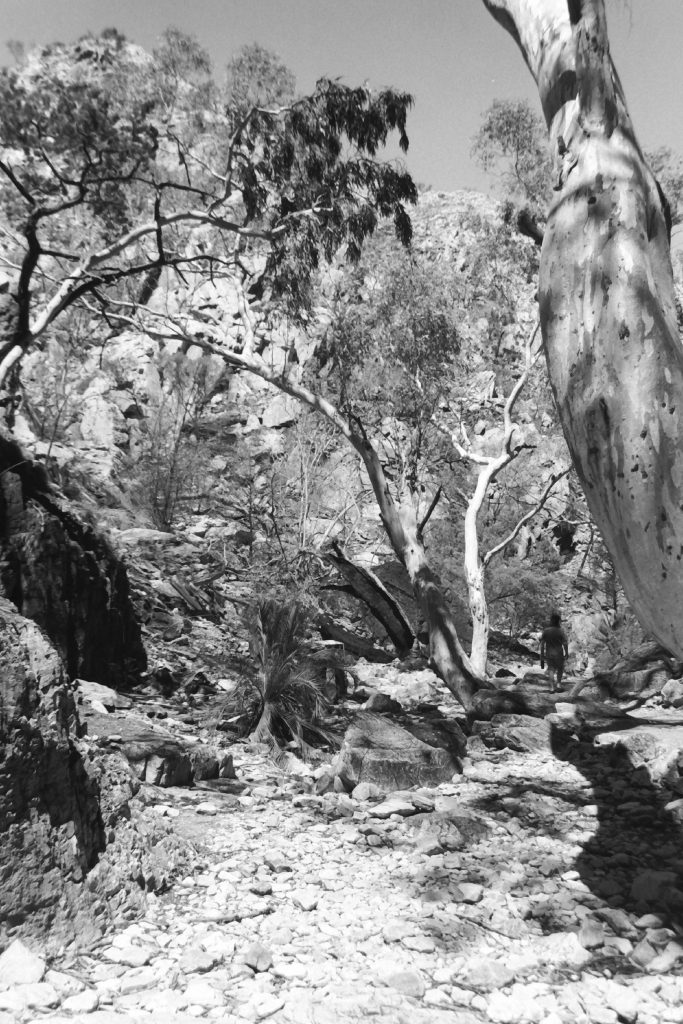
[
  {"left": 356, "top": 438, "right": 482, "bottom": 709},
  {"left": 483, "top": 0, "right": 683, "bottom": 658}
]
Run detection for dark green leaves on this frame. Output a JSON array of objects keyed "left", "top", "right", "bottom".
[
  {"left": 0, "top": 38, "right": 158, "bottom": 235},
  {"left": 0, "top": 32, "right": 417, "bottom": 360}
]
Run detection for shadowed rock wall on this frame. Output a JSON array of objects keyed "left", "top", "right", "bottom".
[
  {"left": 0, "top": 598, "right": 105, "bottom": 947},
  {"left": 0, "top": 430, "right": 146, "bottom": 688}
]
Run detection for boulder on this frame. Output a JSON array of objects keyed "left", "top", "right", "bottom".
[
  {"left": 0, "top": 600, "right": 105, "bottom": 949},
  {"left": 351, "top": 782, "right": 384, "bottom": 802},
  {"left": 405, "top": 804, "right": 491, "bottom": 848},
  {"left": 333, "top": 712, "right": 459, "bottom": 792},
  {"left": 75, "top": 679, "right": 133, "bottom": 711},
  {"left": 630, "top": 870, "right": 682, "bottom": 909},
  {"left": 0, "top": 940, "right": 45, "bottom": 985},
  {"left": 454, "top": 956, "right": 513, "bottom": 992},
  {"left": 471, "top": 714, "right": 554, "bottom": 753},
  {"left": 188, "top": 746, "right": 220, "bottom": 781},
  {"left": 189, "top": 746, "right": 235, "bottom": 782},
  {"left": 370, "top": 797, "right": 418, "bottom": 819},
  {"left": 470, "top": 687, "right": 536, "bottom": 721},
  {"left": 593, "top": 725, "right": 683, "bottom": 786},
  {"left": 662, "top": 679, "right": 683, "bottom": 708},
  {"left": 364, "top": 692, "right": 403, "bottom": 714},
  {"left": 0, "top": 602, "right": 185, "bottom": 951},
  {"left": 402, "top": 715, "right": 467, "bottom": 760},
  {"left": 82, "top": 708, "right": 193, "bottom": 787},
  {"left": 261, "top": 394, "right": 298, "bottom": 428},
  {"left": 605, "top": 667, "right": 670, "bottom": 701}
]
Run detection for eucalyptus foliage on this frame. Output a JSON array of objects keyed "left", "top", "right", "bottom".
[{"left": 0, "top": 30, "right": 416, "bottom": 380}]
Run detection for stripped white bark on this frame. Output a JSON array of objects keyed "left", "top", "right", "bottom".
[{"left": 454, "top": 325, "right": 568, "bottom": 675}]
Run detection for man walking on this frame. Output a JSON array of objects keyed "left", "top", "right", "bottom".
[{"left": 540, "top": 612, "right": 569, "bottom": 693}]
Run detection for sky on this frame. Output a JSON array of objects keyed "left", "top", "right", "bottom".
[{"left": 0, "top": 1, "right": 681, "bottom": 193}]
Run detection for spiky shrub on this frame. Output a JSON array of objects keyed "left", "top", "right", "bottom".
[{"left": 221, "top": 599, "right": 330, "bottom": 758}]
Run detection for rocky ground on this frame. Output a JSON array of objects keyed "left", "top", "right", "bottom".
[{"left": 2, "top": 667, "right": 683, "bottom": 1024}]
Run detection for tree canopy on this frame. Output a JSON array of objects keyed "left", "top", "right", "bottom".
[{"left": 0, "top": 30, "right": 416, "bottom": 384}]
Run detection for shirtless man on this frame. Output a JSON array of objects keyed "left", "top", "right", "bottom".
[{"left": 540, "top": 612, "right": 569, "bottom": 693}]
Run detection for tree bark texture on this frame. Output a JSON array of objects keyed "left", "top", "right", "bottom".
[{"left": 483, "top": 0, "right": 683, "bottom": 657}]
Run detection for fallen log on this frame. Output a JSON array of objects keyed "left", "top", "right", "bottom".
[{"left": 317, "top": 616, "right": 393, "bottom": 664}]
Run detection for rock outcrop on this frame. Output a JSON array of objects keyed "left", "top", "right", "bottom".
[
  {"left": 471, "top": 713, "right": 554, "bottom": 753},
  {"left": 0, "top": 599, "right": 105, "bottom": 949},
  {"left": 82, "top": 708, "right": 194, "bottom": 787},
  {"left": 334, "top": 712, "right": 460, "bottom": 792},
  {"left": 0, "top": 598, "right": 196, "bottom": 950},
  {"left": 0, "top": 430, "right": 146, "bottom": 688}
]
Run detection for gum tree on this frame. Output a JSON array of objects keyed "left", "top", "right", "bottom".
[
  {"left": 0, "top": 33, "right": 491, "bottom": 707},
  {"left": 482, "top": 0, "right": 683, "bottom": 657},
  {"left": 0, "top": 33, "right": 415, "bottom": 387}
]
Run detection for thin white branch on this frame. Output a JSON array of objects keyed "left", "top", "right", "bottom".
[
  {"left": 502, "top": 322, "right": 540, "bottom": 455},
  {"left": 235, "top": 277, "right": 258, "bottom": 358},
  {"left": 483, "top": 466, "right": 571, "bottom": 567}
]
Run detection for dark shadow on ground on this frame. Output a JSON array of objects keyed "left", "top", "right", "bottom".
[
  {"left": 551, "top": 723, "right": 683, "bottom": 931},
  {"left": 388, "top": 700, "right": 683, "bottom": 978},
  {"left": 472, "top": 681, "right": 683, "bottom": 930}
]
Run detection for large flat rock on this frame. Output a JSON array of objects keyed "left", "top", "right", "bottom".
[
  {"left": 593, "top": 721, "right": 683, "bottom": 785},
  {"left": 75, "top": 679, "right": 132, "bottom": 711},
  {"left": 333, "top": 712, "right": 459, "bottom": 792},
  {"left": 82, "top": 709, "right": 193, "bottom": 787}
]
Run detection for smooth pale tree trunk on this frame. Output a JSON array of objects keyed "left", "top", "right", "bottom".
[
  {"left": 455, "top": 332, "right": 539, "bottom": 678},
  {"left": 461, "top": 454, "right": 500, "bottom": 678},
  {"left": 465, "top": 558, "right": 489, "bottom": 679},
  {"left": 483, "top": 0, "right": 683, "bottom": 658}
]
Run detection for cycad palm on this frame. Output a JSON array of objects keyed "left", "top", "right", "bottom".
[{"left": 223, "top": 599, "right": 330, "bottom": 759}]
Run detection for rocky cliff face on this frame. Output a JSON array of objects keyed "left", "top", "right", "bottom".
[
  {"left": 0, "top": 598, "right": 105, "bottom": 948},
  {"left": 0, "top": 429, "right": 166, "bottom": 950},
  {"left": 0, "top": 430, "right": 146, "bottom": 688},
  {"left": 0, "top": 594, "right": 194, "bottom": 952}
]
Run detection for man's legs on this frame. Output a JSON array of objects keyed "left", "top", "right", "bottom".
[{"left": 547, "top": 658, "right": 563, "bottom": 692}]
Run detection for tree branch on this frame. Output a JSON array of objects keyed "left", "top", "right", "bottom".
[
  {"left": 502, "top": 322, "right": 540, "bottom": 453},
  {"left": 483, "top": 466, "right": 571, "bottom": 566},
  {"left": 417, "top": 485, "right": 442, "bottom": 539},
  {"left": 0, "top": 160, "right": 35, "bottom": 206}
]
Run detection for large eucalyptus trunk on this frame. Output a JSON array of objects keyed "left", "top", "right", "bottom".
[{"left": 483, "top": 0, "right": 683, "bottom": 657}]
